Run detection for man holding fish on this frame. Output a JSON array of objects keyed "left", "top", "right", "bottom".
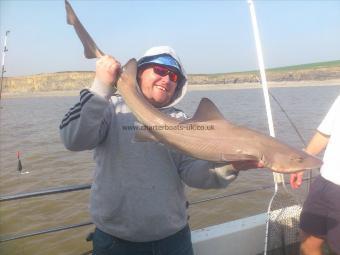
[
  {"left": 60, "top": 46, "right": 263, "bottom": 255},
  {"left": 290, "top": 95, "right": 340, "bottom": 255},
  {"left": 61, "top": 0, "right": 324, "bottom": 253}
]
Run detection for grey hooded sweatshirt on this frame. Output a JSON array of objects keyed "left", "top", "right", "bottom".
[{"left": 59, "top": 46, "right": 236, "bottom": 242}]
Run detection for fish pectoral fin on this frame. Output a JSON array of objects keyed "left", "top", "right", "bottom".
[
  {"left": 221, "top": 154, "right": 258, "bottom": 162},
  {"left": 134, "top": 130, "right": 160, "bottom": 143},
  {"left": 180, "top": 98, "right": 226, "bottom": 124}
]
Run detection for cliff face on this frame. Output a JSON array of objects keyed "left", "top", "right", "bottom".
[
  {"left": 2, "top": 71, "right": 95, "bottom": 93},
  {"left": 2, "top": 64, "right": 340, "bottom": 93}
]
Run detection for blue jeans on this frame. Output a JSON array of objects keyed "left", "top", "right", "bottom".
[{"left": 92, "top": 225, "right": 194, "bottom": 255}]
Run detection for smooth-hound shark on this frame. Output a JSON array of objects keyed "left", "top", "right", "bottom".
[{"left": 64, "top": 0, "right": 322, "bottom": 173}]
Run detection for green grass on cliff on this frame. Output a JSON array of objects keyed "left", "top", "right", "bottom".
[
  {"left": 268, "top": 60, "right": 340, "bottom": 72},
  {"left": 191, "top": 60, "right": 340, "bottom": 77}
]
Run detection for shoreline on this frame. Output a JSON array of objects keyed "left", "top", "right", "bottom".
[
  {"left": 2, "top": 79, "right": 340, "bottom": 98},
  {"left": 188, "top": 79, "right": 340, "bottom": 91}
]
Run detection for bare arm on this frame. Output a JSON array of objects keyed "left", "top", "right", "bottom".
[
  {"left": 290, "top": 131, "right": 329, "bottom": 189},
  {"left": 305, "top": 131, "right": 329, "bottom": 155}
]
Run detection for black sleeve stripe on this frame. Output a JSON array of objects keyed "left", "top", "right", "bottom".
[
  {"left": 61, "top": 106, "right": 81, "bottom": 124},
  {"left": 62, "top": 102, "right": 81, "bottom": 120},
  {"left": 59, "top": 89, "right": 94, "bottom": 130},
  {"left": 69, "top": 102, "right": 81, "bottom": 111},
  {"left": 80, "top": 93, "right": 94, "bottom": 106},
  {"left": 80, "top": 88, "right": 90, "bottom": 95},
  {"left": 80, "top": 89, "right": 91, "bottom": 99},
  {"left": 59, "top": 113, "right": 81, "bottom": 129}
]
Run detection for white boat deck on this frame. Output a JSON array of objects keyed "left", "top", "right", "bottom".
[{"left": 192, "top": 213, "right": 266, "bottom": 255}]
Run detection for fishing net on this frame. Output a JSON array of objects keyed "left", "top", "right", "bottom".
[{"left": 264, "top": 173, "right": 302, "bottom": 255}]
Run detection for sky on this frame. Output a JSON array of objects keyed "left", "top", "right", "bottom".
[{"left": 1, "top": 0, "right": 340, "bottom": 77}]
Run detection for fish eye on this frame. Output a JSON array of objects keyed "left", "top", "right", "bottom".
[
  {"left": 296, "top": 156, "right": 304, "bottom": 163},
  {"left": 291, "top": 156, "right": 303, "bottom": 163}
]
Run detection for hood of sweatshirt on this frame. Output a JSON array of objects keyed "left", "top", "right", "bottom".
[{"left": 137, "top": 46, "right": 188, "bottom": 108}]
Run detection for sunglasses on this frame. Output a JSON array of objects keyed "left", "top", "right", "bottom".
[{"left": 152, "top": 65, "right": 179, "bottom": 82}]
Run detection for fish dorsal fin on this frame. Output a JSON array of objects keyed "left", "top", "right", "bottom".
[{"left": 183, "top": 98, "right": 225, "bottom": 123}]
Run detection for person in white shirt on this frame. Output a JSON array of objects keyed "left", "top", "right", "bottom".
[{"left": 290, "top": 95, "right": 340, "bottom": 255}]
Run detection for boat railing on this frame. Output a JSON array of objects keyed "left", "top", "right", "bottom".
[{"left": 0, "top": 177, "right": 313, "bottom": 244}]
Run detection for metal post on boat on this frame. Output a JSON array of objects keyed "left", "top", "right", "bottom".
[
  {"left": 0, "top": 30, "right": 10, "bottom": 102},
  {"left": 247, "top": 0, "right": 275, "bottom": 138},
  {"left": 247, "top": 1, "right": 286, "bottom": 254},
  {"left": 248, "top": 2, "right": 304, "bottom": 255}
]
